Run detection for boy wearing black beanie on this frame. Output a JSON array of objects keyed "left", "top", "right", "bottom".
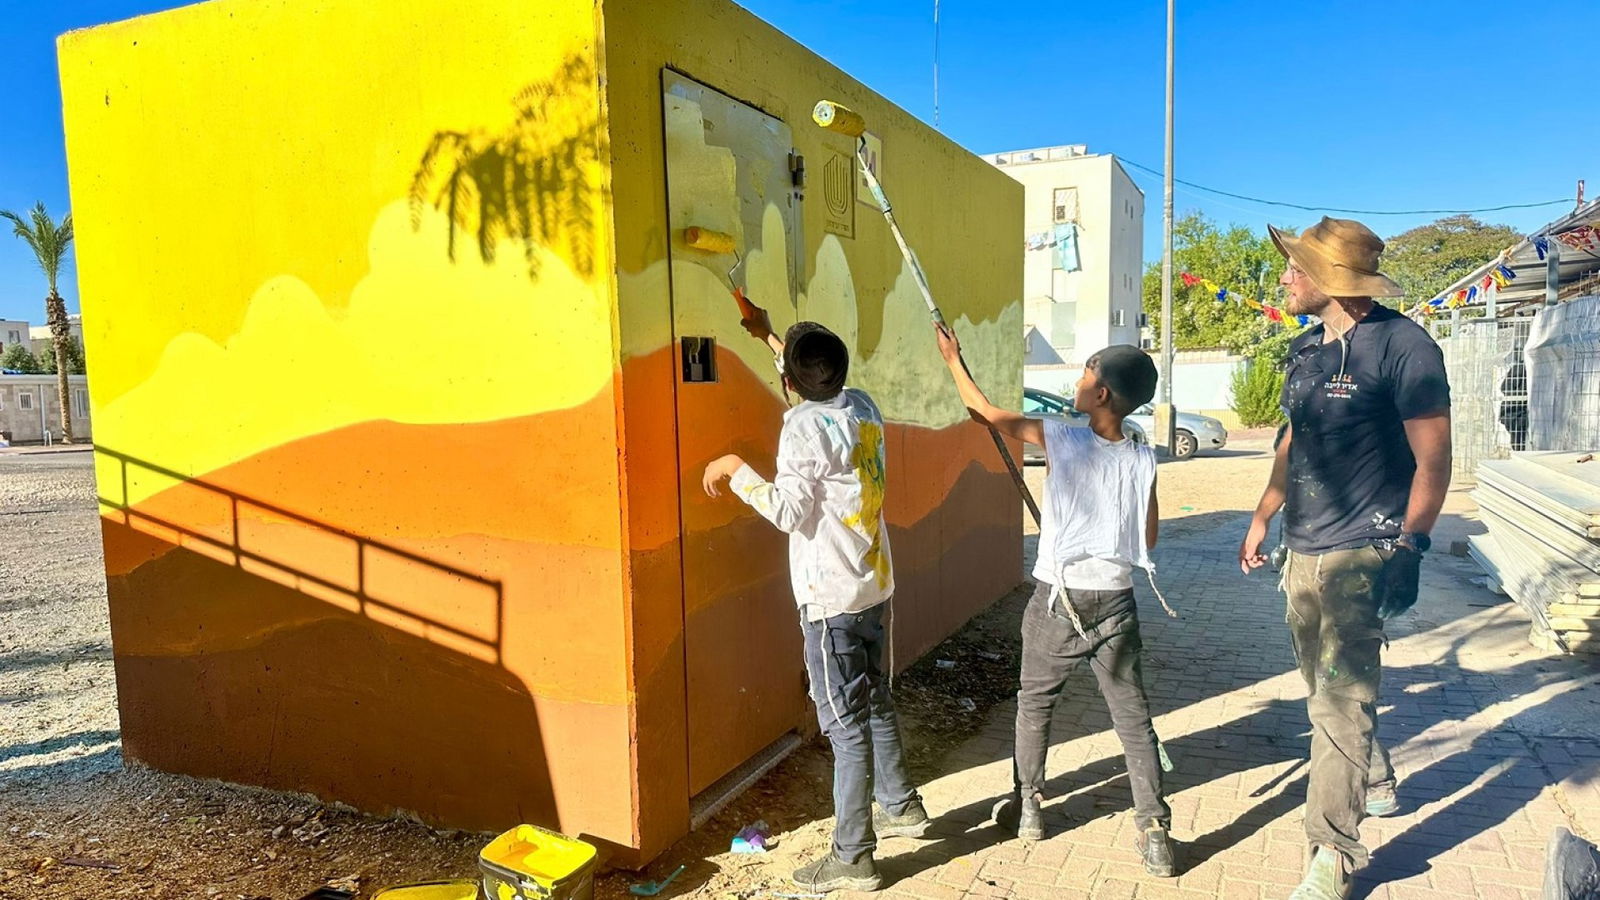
[
  {"left": 704, "top": 316, "right": 927, "bottom": 894},
  {"left": 935, "top": 325, "right": 1178, "bottom": 878}
]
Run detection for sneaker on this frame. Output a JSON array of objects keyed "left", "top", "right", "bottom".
[
  {"left": 791, "top": 853, "right": 883, "bottom": 894},
  {"left": 1136, "top": 826, "right": 1176, "bottom": 877},
  {"left": 1365, "top": 782, "right": 1400, "bottom": 817},
  {"left": 1288, "top": 847, "right": 1352, "bottom": 900},
  {"left": 873, "top": 800, "right": 931, "bottom": 839},
  {"left": 991, "top": 793, "right": 1044, "bottom": 842}
]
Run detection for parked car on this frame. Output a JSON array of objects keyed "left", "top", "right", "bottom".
[
  {"left": 1125, "top": 404, "right": 1229, "bottom": 460},
  {"left": 1020, "top": 387, "right": 1147, "bottom": 464}
]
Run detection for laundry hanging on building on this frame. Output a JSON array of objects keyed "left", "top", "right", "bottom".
[{"left": 1052, "top": 223, "right": 1081, "bottom": 272}]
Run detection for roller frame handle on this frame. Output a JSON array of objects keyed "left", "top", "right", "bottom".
[{"left": 850, "top": 139, "right": 1039, "bottom": 525}]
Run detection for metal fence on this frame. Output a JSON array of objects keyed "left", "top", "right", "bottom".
[{"left": 1431, "top": 314, "right": 1534, "bottom": 481}]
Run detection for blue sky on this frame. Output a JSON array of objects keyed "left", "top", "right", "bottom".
[{"left": 2, "top": 0, "right": 1595, "bottom": 324}]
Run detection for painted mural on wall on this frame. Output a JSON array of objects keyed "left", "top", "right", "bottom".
[{"left": 60, "top": 0, "right": 1025, "bottom": 860}]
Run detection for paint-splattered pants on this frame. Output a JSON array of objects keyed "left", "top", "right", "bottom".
[
  {"left": 1283, "top": 545, "right": 1410, "bottom": 867},
  {"left": 800, "top": 602, "right": 921, "bottom": 863},
  {"left": 1014, "top": 582, "right": 1170, "bottom": 831}
]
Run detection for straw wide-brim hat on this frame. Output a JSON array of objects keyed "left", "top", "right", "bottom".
[{"left": 1269, "top": 216, "right": 1403, "bottom": 298}]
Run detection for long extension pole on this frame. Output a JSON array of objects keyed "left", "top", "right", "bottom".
[
  {"left": 814, "top": 100, "right": 1041, "bottom": 524},
  {"left": 855, "top": 143, "right": 1040, "bottom": 525}
]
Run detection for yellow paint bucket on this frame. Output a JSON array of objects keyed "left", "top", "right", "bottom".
[
  {"left": 479, "top": 825, "right": 597, "bottom": 900},
  {"left": 372, "top": 880, "right": 480, "bottom": 900}
]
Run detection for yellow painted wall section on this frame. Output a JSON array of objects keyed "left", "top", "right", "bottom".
[
  {"left": 601, "top": 0, "right": 1025, "bottom": 859},
  {"left": 60, "top": 0, "right": 638, "bottom": 844}
]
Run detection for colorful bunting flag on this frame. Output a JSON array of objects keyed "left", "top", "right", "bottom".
[
  {"left": 1555, "top": 224, "right": 1599, "bottom": 253},
  {"left": 1177, "top": 269, "right": 1310, "bottom": 330}
]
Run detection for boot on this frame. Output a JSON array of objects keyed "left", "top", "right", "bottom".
[
  {"left": 791, "top": 852, "right": 883, "bottom": 894},
  {"left": 1136, "top": 825, "right": 1176, "bottom": 877},
  {"left": 992, "top": 793, "right": 1044, "bottom": 842},
  {"left": 1288, "top": 847, "right": 1352, "bottom": 900},
  {"left": 873, "top": 800, "right": 931, "bottom": 839},
  {"left": 1365, "top": 781, "right": 1400, "bottom": 817}
]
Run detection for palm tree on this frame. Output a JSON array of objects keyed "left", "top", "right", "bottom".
[{"left": 2, "top": 203, "right": 76, "bottom": 443}]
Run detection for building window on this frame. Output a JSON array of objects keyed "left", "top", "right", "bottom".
[
  {"left": 1112, "top": 309, "right": 1127, "bottom": 328},
  {"left": 19, "top": 391, "right": 33, "bottom": 411},
  {"left": 5, "top": 330, "right": 19, "bottom": 344},
  {"left": 1052, "top": 187, "right": 1079, "bottom": 224},
  {"left": 73, "top": 389, "right": 88, "bottom": 418}
]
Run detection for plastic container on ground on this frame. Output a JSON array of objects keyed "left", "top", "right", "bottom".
[{"left": 479, "top": 824, "right": 598, "bottom": 900}]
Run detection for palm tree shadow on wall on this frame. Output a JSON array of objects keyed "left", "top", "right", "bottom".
[{"left": 410, "top": 53, "right": 602, "bottom": 280}]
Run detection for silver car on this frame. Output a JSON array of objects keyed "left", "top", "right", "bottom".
[
  {"left": 1126, "top": 404, "right": 1229, "bottom": 460},
  {"left": 1020, "top": 387, "right": 1148, "bottom": 464}
]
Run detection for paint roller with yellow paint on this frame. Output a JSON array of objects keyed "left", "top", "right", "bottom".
[
  {"left": 681, "top": 225, "right": 736, "bottom": 255},
  {"left": 680, "top": 226, "right": 759, "bottom": 322},
  {"left": 812, "top": 98, "right": 1042, "bottom": 526}
]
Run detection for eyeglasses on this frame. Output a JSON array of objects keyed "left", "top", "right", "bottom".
[{"left": 1285, "top": 264, "right": 1307, "bottom": 280}]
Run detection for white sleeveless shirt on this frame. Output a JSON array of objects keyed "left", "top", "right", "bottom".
[{"left": 1032, "top": 420, "right": 1156, "bottom": 591}]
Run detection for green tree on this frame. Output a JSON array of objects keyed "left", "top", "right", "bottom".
[
  {"left": 1, "top": 343, "right": 42, "bottom": 374},
  {"left": 1230, "top": 361, "right": 1286, "bottom": 427},
  {"left": 37, "top": 337, "right": 86, "bottom": 375},
  {"left": 1141, "top": 213, "right": 1289, "bottom": 353},
  {"left": 2, "top": 203, "right": 76, "bottom": 443},
  {"left": 1382, "top": 215, "right": 1522, "bottom": 309}
]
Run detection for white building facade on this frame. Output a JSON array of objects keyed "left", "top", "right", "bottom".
[
  {"left": 0, "top": 319, "right": 30, "bottom": 358},
  {"left": 0, "top": 374, "right": 91, "bottom": 445},
  {"left": 990, "top": 146, "right": 1145, "bottom": 366}
]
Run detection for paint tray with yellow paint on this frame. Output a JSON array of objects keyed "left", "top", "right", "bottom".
[
  {"left": 372, "top": 880, "right": 481, "bottom": 900},
  {"left": 479, "top": 825, "right": 597, "bottom": 900}
]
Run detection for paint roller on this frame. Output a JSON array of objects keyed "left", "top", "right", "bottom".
[
  {"left": 680, "top": 226, "right": 760, "bottom": 322},
  {"left": 812, "top": 99, "right": 1041, "bottom": 525}
]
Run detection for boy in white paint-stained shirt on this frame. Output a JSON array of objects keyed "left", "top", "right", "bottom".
[
  {"left": 703, "top": 314, "right": 928, "bottom": 895},
  {"left": 934, "top": 323, "right": 1179, "bottom": 879}
]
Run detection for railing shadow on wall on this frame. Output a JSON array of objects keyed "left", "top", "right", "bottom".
[{"left": 94, "top": 445, "right": 505, "bottom": 665}]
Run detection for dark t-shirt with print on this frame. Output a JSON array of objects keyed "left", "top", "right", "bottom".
[{"left": 1281, "top": 305, "right": 1450, "bottom": 554}]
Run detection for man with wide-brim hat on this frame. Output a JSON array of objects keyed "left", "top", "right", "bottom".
[{"left": 1238, "top": 216, "right": 1452, "bottom": 900}]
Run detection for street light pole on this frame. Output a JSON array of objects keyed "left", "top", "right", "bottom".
[{"left": 1156, "top": 0, "right": 1177, "bottom": 455}]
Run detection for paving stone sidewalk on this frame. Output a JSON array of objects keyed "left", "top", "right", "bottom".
[{"left": 862, "top": 502, "right": 1600, "bottom": 900}]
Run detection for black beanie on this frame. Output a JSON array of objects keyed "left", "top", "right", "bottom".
[
  {"left": 1087, "top": 345, "right": 1158, "bottom": 410},
  {"left": 782, "top": 322, "right": 849, "bottom": 401}
]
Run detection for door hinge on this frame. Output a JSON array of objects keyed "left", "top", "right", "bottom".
[{"left": 789, "top": 152, "right": 805, "bottom": 189}]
